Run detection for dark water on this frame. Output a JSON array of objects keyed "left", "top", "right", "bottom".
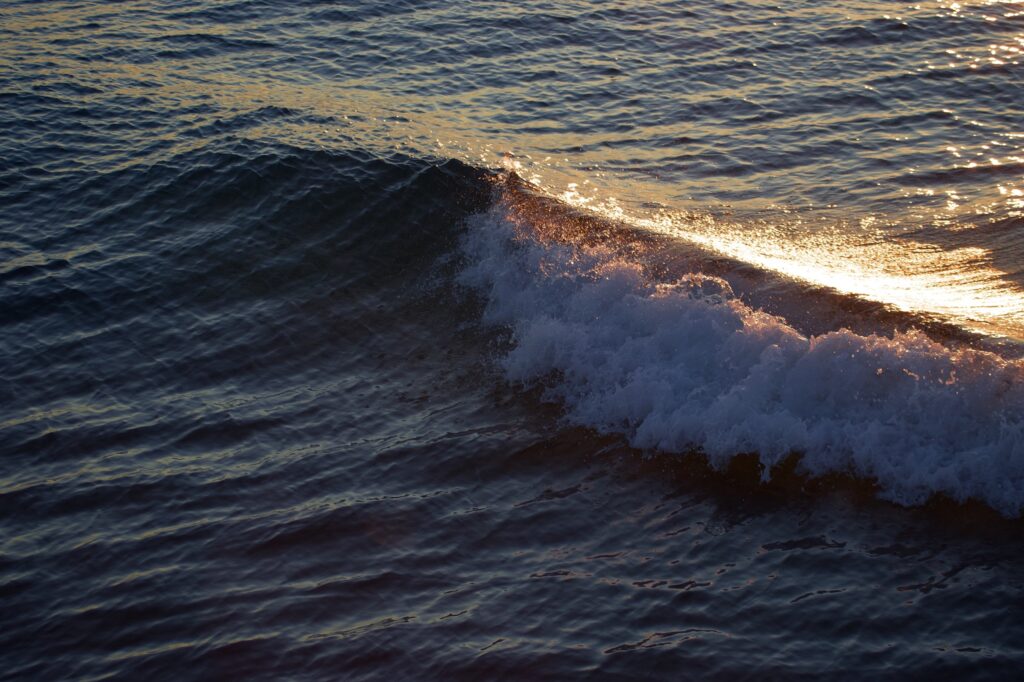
[{"left": 3, "top": 1, "right": 1024, "bottom": 679}]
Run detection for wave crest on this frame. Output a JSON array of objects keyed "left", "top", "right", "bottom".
[{"left": 460, "top": 188, "right": 1024, "bottom": 516}]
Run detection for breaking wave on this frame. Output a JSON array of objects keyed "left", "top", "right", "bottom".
[{"left": 459, "top": 180, "right": 1024, "bottom": 516}]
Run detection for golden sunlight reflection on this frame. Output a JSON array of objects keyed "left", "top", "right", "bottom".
[{"left": 550, "top": 181, "right": 1024, "bottom": 341}]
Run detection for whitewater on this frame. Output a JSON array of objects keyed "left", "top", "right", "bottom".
[{"left": 461, "top": 179, "right": 1024, "bottom": 515}]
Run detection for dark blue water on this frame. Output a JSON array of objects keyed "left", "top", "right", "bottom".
[{"left": 4, "top": 1, "right": 1024, "bottom": 679}]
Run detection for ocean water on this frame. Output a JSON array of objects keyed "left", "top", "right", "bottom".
[{"left": 3, "top": 0, "right": 1024, "bottom": 679}]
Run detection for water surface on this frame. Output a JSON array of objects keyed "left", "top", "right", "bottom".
[{"left": 3, "top": 1, "right": 1024, "bottom": 679}]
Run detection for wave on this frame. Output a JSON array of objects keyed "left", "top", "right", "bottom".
[
  {"left": 19, "top": 138, "right": 1022, "bottom": 514},
  {"left": 458, "top": 174, "right": 1024, "bottom": 516}
]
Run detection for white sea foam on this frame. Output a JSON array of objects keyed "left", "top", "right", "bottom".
[{"left": 459, "top": 197, "right": 1024, "bottom": 516}]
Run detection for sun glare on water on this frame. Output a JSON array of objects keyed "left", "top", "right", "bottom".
[{"left": 547, "top": 178, "right": 1024, "bottom": 342}]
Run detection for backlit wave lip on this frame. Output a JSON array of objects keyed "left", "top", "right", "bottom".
[
  {"left": 460, "top": 172, "right": 1024, "bottom": 516},
  {"left": 537, "top": 174, "right": 1024, "bottom": 344}
]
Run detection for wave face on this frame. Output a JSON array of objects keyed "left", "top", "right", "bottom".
[{"left": 461, "top": 186, "right": 1024, "bottom": 515}]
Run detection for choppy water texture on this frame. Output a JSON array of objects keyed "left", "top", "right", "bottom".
[{"left": 3, "top": 1, "right": 1024, "bottom": 679}]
